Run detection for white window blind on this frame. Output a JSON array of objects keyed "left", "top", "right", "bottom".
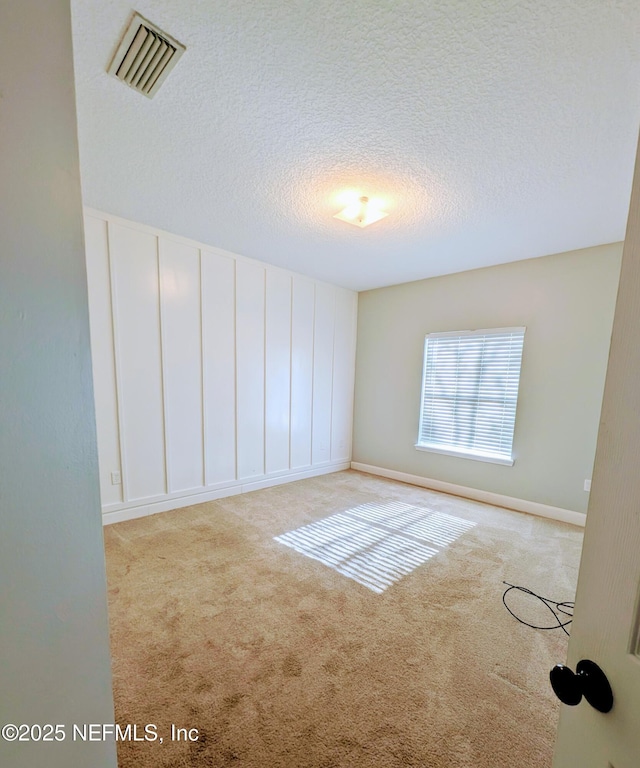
[{"left": 416, "top": 327, "right": 525, "bottom": 465}]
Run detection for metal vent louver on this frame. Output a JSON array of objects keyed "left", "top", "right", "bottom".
[{"left": 108, "top": 13, "right": 185, "bottom": 98}]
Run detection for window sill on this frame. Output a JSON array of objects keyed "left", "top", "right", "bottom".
[{"left": 414, "top": 443, "right": 514, "bottom": 466}]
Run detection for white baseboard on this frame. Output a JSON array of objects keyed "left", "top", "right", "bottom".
[
  {"left": 102, "top": 461, "right": 351, "bottom": 526},
  {"left": 350, "top": 462, "right": 586, "bottom": 528}
]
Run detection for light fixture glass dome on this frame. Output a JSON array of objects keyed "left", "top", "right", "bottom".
[{"left": 334, "top": 195, "right": 388, "bottom": 228}]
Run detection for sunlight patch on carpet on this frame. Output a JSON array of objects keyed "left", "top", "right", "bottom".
[{"left": 274, "top": 501, "right": 476, "bottom": 593}]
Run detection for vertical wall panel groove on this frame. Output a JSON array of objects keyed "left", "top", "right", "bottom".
[
  {"left": 233, "top": 260, "right": 238, "bottom": 481},
  {"left": 309, "top": 283, "right": 317, "bottom": 462},
  {"left": 288, "top": 280, "right": 294, "bottom": 470},
  {"left": 263, "top": 271, "right": 267, "bottom": 477},
  {"left": 157, "top": 237, "right": 170, "bottom": 494},
  {"left": 199, "top": 250, "right": 207, "bottom": 487}
]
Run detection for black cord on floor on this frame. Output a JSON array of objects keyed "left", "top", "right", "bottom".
[{"left": 502, "top": 582, "right": 574, "bottom": 636}]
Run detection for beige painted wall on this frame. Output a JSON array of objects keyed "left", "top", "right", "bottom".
[{"left": 352, "top": 244, "right": 622, "bottom": 514}]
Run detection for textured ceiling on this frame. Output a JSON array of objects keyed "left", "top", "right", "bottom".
[{"left": 71, "top": 0, "right": 640, "bottom": 290}]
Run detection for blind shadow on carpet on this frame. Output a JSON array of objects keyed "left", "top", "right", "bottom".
[{"left": 103, "top": 469, "right": 583, "bottom": 768}]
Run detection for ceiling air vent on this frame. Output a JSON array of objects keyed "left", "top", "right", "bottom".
[{"left": 108, "top": 12, "right": 185, "bottom": 98}]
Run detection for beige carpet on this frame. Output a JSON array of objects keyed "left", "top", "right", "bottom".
[{"left": 104, "top": 469, "right": 583, "bottom": 767}]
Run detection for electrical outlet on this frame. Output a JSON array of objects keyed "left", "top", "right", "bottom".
[
  {"left": 111, "top": 471, "right": 122, "bottom": 485},
  {"left": 584, "top": 479, "right": 591, "bottom": 492}
]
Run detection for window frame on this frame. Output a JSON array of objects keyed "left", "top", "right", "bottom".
[{"left": 415, "top": 326, "right": 526, "bottom": 466}]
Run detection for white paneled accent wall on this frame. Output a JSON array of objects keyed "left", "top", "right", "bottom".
[
  {"left": 290, "top": 277, "right": 315, "bottom": 470},
  {"left": 265, "top": 270, "right": 292, "bottom": 474},
  {"left": 84, "top": 210, "right": 357, "bottom": 524},
  {"left": 201, "top": 250, "right": 236, "bottom": 486}
]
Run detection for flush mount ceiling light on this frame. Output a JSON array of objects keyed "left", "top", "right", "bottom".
[{"left": 334, "top": 195, "right": 388, "bottom": 228}]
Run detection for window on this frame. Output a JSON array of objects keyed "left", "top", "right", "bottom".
[{"left": 416, "top": 327, "right": 525, "bottom": 465}]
